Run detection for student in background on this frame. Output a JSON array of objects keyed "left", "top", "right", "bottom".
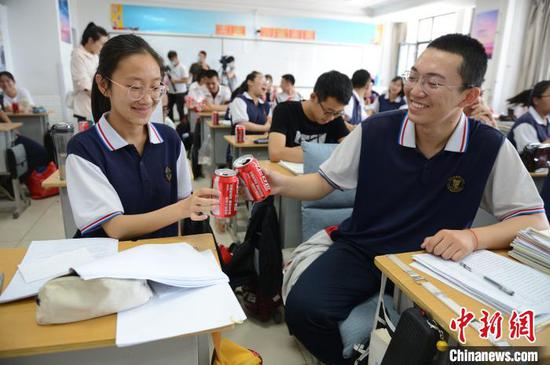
[
  {"left": 189, "top": 50, "right": 210, "bottom": 82},
  {"left": 227, "top": 71, "right": 271, "bottom": 133},
  {"left": 268, "top": 71, "right": 351, "bottom": 163},
  {"left": 265, "top": 74, "right": 276, "bottom": 103},
  {"left": 507, "top": 80, "right": 550, "bottom": 152},
  {"left": 0, "top": 71, "right": 34, "bottom": 112},
  {"left": 160, "top": 94, "right": 176, "bottom": 130},
  {"left": 71, "top": 22, "right": 108, "bottom": 122},
  {"left": 275, "top": 74, "right": 302, "bottom": 104},
  {"left": 187, "top": 70, "right": 207, "bottom": 103},
  {"left": 372, "top": 76, "right": 407, "bottom": 113},
  {"left": 507, "top": 89, "right": 531, "bottom": 119},
  {"left": 343, "top": 69, "right": 371, "bottom": 126},
  {"left": 66, "top": 34, "right": 217, "bottom": 240},
  {"left": 166, "top": 50, "right": 189, "bottom": 123},
  {"left": 203, "top": 70, "right": 231, "bottom": 112},
  {"left": 265, "top": 34, "right": 547, "bottom": 365}
]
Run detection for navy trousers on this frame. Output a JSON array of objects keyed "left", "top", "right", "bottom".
[
  {"left": 15, "top": 135, "right": 49, "bottom": 179},
  {"left": 285, "top": 240, "right": 382, "bottom": 365}
]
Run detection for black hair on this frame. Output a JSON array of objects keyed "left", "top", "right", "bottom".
[
  {"left": 507, "top": 81, "right": 550, "bottom": 107},
  {"left": 390, "top": 76, "right": 405, "bottom": 98},
  {"left": 427, "top": 33, "right": 487, "bottom": 89},
  {"left": 281, "top": 74, "right": 295, "bottom": 85},
  {"left": 0, "top": 71, "right": 15, "bottom": 82},
  {"left": 80, "top": 22, "right": 108, "bottom": 47},
  {"left": 91, "top": 34, "right": 164, "bottom": 122},
  {"left": 313, "top": 70, "right": 352, "bottom": 105},
  {"left": 196, "top": 69, "right": 208, "bottom": 82},
  {"left": 167, "top": 50, "right": 177, "bottom": 59},
  {"left": 351, "top": 69, "right": 371, "bottom": 89},
  {"left": 204, "top": 69, "right": 219, "bottom": 79},
  {"left": 230, "top": 71, "right": 262, "bottom": 101},
  {"left": 265, "top": 74, "right": 273, "bottom": 81},
  {"left": 199, "top": 50, "right": 207, "bottom": 56}
]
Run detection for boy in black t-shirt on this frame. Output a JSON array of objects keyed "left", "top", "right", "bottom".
[{"left": 268, "top": 71, "right": 352, "bottom": 163}]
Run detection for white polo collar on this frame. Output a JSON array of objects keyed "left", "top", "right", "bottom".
[
  {"left": 398, "top": 112, "right": 470, "bottom": 153},
  {"left": 95, "top": 113, "right": 164, "bottom": 151},
  {"left": 243, "top": 92, "right": 265, "bottom": 104},
  {"left": 528, "top": 106, "right": 549, "bottom": 126}
]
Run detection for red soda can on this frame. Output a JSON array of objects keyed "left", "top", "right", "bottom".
[
  {"left": 212, "top": 169, "right": 238, "bottom": 218},
  {"left": 11, "top": 102, "right": 19, "bottom": 113},
  {"left": 233, "top": 155, "right": 271, "bottom": 202},
  {"left": 235, "top": 124, "right": 246, "bottom": 143},
  {"left": 211, "top": 111, "right": 219, "bottom": 125},
  {"left": 78, "top": 121, "right": 89, "bottom": 132}
]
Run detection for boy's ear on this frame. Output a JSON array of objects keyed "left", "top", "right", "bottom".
[{"left": 458, "top": 87, "right": 481, "bottom": 109}]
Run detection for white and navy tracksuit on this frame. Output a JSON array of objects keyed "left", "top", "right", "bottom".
[
  {"left": 66, "top": 113, "right": 192, "bottom": 239},
  {"left": 285, "top": 109, "right": 544, "bottom": 364}
]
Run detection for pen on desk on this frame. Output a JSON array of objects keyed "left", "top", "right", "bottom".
[{"left": 459, "top": 263, "right": 515, "bottom": 296}]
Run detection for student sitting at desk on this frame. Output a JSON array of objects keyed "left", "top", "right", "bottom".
[
  {"left": 263, "top": 34, "right": 548, "bottom": 365},
  {"left": 275, "top": 74, "right": 302, "bottom": 104},
  {"left": 66, "top": 35, "right": 218, "bottom": 240},
  {"left": 371, "top": 76, "right": 408, "bottom": 113},
  {"left": 0, "top": 71, "right": 35, "bottom": 112},
  {"left": 202, "top": 70, "right": 231, "bottom": 112},
  {"left": 227, "top": 71, "right": 271, "bottom": 133},
  {"left": 343, "top": 69, "right": 371, "bottom": 127},
  {"left": 268, "top": 71, "right": 351, "bottom": 163},
  {"left": 507, "top": 80, "right": 550, "bottom": 152}
]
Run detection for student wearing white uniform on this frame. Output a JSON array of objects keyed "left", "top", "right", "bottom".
[
  {"left": 0, "top": 71, "right": 34, "bottom": 111},
  {"left": 66, "top": 34, "right": 217, "bottom": 240},
  {"left": 202, "top": 70, "right": 231, "bottom": 112},
  {"left": 166, "top": 50, "right": 189, "bottom": 123},
  {"left": 70, "top": 22, "right": 108, "bottom": 122},
  {"left": 343, "top": 69, "right": 371, "bottom": 127},
  {"left": 275, "top": 74, "right": 302, "bottom": 104}
]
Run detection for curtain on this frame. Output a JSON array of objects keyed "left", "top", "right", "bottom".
[{"left": 518, "top": 0, "right": 550, "bottom": 90}]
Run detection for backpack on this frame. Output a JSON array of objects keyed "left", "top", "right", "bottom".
[{"left": 223, "top": 199, "right": 284, "bottom": 323}]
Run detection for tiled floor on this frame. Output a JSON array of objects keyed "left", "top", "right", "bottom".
[{"left": 0, "top": 176, "right": 318, "bottom": 365}]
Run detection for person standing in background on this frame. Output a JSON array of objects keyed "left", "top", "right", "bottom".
[
  {"left": 71, "top": 22, "right": 108, "bottom": 122},
  {"left": 189, "top": 50, "right": 210, "bottom": 82},
  {"left": 166, "top": 50, "right": 189, "bottom": 123}
]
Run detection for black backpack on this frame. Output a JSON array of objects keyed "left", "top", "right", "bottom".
[{"left": 223, "top": 199, "right": 284, "bottom": 322}]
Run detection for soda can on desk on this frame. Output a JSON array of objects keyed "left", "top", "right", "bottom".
[
  {"left": 233, "top": 155, "right": 271, "bottom": 202},
  {"left": 11, "top": 102, "right": 19, "bottom": 113},
  {"left": 235, "top": 124, "right": 246, "bottom": 143},
  {"left": 212, "top": 169, "right": 238, "bottom": 218},
  {"left": 211, "top": 112, "right": 219, "bottom": 125}
]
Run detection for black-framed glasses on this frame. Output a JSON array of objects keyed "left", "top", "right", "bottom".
[
  {"left": 106, "top": 78, "right": 167, "bottom": 101},
  {"left": 401, "top": 70, "right": 473, "bottom": 94},
  {"left": 318, "top": 101, "right": 345, "bottom": 117}
]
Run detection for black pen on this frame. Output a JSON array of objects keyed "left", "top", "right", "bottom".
[{"left": 459, "top": 262, "right": 515, "bottom": 296}]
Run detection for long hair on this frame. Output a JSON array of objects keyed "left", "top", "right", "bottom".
[
  {"left": 230, "top": 71, "right": 262, "bottom": 101},
  {"left": 507, "top": 81, "right": 550, "bottom": 107},
  {"left": 91, "top": 34, "right": 164, "bottom": 122},
  {"left": 80, "top": 22, "right": 108, "bottom": 46}
]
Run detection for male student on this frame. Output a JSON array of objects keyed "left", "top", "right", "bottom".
[
  {"left": 264, "top": 34, "right": 548, "bottom": 365},
  {"left": 343, "top": 69, "right": 372, "bottom": 126},
  {"left": 268, "top": 71, "right": 351, "bottom": 163},
  {"left": 202, "top": 70, "right": 231, "bottom": 112},
  {"left": 166, "top": 50, "right": 189, "bottom": 122},
  {"left": 275, "top": 74, "right": 302, "bottom": 104}
]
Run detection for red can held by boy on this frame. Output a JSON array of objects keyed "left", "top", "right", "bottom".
[
  {"left": 211, "top": 169, "right": 238, "bottom": 218},
  {"left": 235, "top": 124, "right": 246, "bottom": 143},
  {"left": 233, "top": 155, "right": 271, "bottom": 202}
]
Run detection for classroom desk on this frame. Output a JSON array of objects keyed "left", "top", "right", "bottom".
[
  {"left": 41, "top": 170, "right": 76, "bottom": 238},
  {"left": 0, "top": 123, "right": 30, "bottom": 218},
  {"left": 6, "top": 113, "right": 49, "bottom": 146},
  {"left": 206, "top": 121, "right": 231, "bottom": 168},
  {"left": 259, "top": 161, "right": 302, "bottom": 248},
  {"left": 224, "top": 134, "right": 269, "bottom": 161},
  {"left": 374, "top": 251, "right": 550, "bottom": 361},
  {"left": 0, "top": 234, "right": 230, "bottom": 365}
]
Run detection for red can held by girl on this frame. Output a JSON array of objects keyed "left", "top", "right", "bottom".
[{"left": 211, "top": 169, "right": 238, "bottom": 218}]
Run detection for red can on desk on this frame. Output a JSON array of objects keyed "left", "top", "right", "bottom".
[
  {"left": 212, "top": 169, "right": 238, "bottom": 218},
  {"left": 235, "top": 124, "right": 246, "bottom": 143},
  {"left": 11, "top": 102, "right": 19, "bottom": 113},
  {"left": 211, "top": 112, "right": 219, "bottom": 125},
  {"left": 233, "top": 155, "right": 271, "bottom": 202}
]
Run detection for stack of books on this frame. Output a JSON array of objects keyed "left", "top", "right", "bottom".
[{"left": 510, "top": 228, "right": 550, "bottom": 274}]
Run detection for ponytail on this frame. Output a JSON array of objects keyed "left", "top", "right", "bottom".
[
  {"left": 81, "top": 22, "right": 108, "bottom": 46},
  {"left": 507, "top": 80, "right": 550, "bottom": 107}
]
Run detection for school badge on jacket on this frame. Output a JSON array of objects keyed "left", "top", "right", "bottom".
[
  {"left": 165, "top": 166, "right": 172, "bottom": 182},
  {"left": 447, "top": 176, "right": 465, "bottom": 193}
]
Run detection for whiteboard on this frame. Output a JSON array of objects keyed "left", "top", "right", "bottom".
[{"left": 138, "top": 33, "right": 381, "bottom": 89}]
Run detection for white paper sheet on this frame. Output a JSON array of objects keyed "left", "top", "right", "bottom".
[
  {"left": 18, "top": 248, "right": 94, "bottom": 283},
  {"left": 116, "top": 252, "right": 246, "bottom": 347},
  {"left": 278, "top": 161, "right": 304, "bottom": 175},
  {"left": 0, "top": 238, "right": 118, "bottom": 303}
]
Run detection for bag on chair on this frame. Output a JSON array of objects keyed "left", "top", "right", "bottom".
[
  {"left": 211, "top": 332, "right": 262, "bottom": 365},
  {"left": 26, "top": 161, "right": 59, "bottom": 199}
]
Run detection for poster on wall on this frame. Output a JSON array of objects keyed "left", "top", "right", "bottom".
[
  {"left": 58, "top": 0, "right": 71, "bottom": 44},
  {"left": 471, "top": 9, "right": 499, "bottom": 59}
]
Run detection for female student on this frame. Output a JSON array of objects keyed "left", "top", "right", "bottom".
[
  {"left": 70, "top": 22, "right": 108, "bottom": 122},
  {"left": 0, "top": 71, "right": 34, "bottom": 112},
  {"left": 507, "top": 80, "right": 550, "bottom": 152},
  {"left": 373, "top": 76, "right": 407, "bottom": 113},
  {"left": 227, "top": 71, "right": 272, "bottom": 133},
  {"left": 66, "top": 34, "right": 218, "bottom": 240}
]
